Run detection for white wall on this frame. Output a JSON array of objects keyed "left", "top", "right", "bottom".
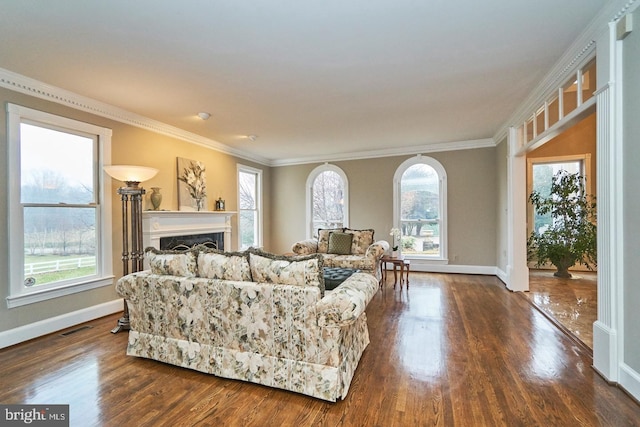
[{"left": 622, "top": 8, "right": 640, "bottom": 391}]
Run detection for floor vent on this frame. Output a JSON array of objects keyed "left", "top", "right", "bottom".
[{"left": 60, "top": 325, "right": 93, "bottom": 336}]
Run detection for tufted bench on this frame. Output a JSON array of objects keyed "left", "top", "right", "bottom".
[{"left": 323, "top": 267, "right": 361, "bottom": 291}]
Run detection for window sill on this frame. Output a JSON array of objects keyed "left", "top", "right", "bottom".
[{"left": 6, "top": 276, "right": 115, "bottom": 308}]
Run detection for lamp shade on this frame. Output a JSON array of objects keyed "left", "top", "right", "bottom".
[{"left": 104, "top": 165, "right": 158, "bottom": 183}]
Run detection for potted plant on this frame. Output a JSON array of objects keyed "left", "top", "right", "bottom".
[
  {"left": 390, "top": 228, "right": 401, "bottom": 257},
  {"left": 527, "top": 170, "right": 597, "bottom": 278}
]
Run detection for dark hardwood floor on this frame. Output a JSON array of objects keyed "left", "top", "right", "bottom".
[{"left": 1, "top": 273, "right": 638, "bottom": 426}]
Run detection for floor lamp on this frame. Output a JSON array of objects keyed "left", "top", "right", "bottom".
[{"left": 104, "top": 165, "right": 159, "bottom": 333}]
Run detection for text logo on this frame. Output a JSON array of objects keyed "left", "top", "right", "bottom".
[{"left": 1, "top": 405, "right": 69, "bottom": 426}]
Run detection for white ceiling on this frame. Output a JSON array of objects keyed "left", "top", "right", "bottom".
[{"left": 0, "top": 0, "right": 607, "bottom": 164}]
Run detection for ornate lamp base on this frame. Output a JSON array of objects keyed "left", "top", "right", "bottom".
[
  {"left": 112, "top": 184, "right": 144, "bottom": 334},
  {"left": 111, "top": 300, "right": 131, "bottom": 333},
  {"left": 110, "top": 316, "right": 130, "bottom": 334}
]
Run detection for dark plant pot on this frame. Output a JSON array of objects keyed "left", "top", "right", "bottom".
[
  {"left": 553, "top": 261, "right": 573, "bottom": 278},
  {"left": 553, "top": 268, "right": 572, "bottom": 278}
]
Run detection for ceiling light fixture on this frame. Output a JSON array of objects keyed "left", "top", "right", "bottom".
[
  {"left": 198, "top": 112, "right": 211, "bottom": 120},
  {"left": 247, "top": 134, "right": 258, "bottom": 142}
]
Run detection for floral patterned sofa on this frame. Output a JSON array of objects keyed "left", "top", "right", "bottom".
[
  {"left": 115, "top": 246, "right": 379, "bottom": 402},
  {"left": 291, "top": 228, "right": 389, "bottom": 279}
]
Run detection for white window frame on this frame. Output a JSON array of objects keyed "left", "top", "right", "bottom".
[
  {"left": 393, "top": 155, "right": 448, "bottom": 263},
  {"left": 7, "top": 104, "right": 113, "bottom": 308},
  {"left": 237, "top": 164, "right": 263, "bottom": 250},
  {"left": 526, "top": 154, "right": 592, "bottom": 235},
  {"left": 305, "top": 163, "right": 349, "bottom": 238}
]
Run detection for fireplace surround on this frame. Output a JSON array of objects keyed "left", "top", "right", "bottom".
[{"left": 142, "top": 211, "right": 234, "bottom": 264}]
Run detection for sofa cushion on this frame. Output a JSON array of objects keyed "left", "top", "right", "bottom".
[
  {"left": 290, "top": 238, "right": 319, "bottom": 255},
  {"left": 145, "top": 246, "right": 197, "bottom": 277},
  {"left": 317, "top": 228, "right": 345, "bottom": 254},
  {"left": 248, "top": 249, "right": 325, "bottom": 294},
  {"left": 327, "top": 232, "right": 353, "bottom": 255},
  {"left": 197, "top": 248, "right": 252, "bottom": 281},
  {"left": 344, "top": 228, "right": 375, "bottom": 255}
]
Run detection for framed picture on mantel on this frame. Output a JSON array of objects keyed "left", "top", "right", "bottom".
[{"left": 177, "top": 157, "right": 207, "bottom": 211}]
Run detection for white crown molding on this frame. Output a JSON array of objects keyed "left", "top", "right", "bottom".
[
  {"left": 0, "top": 67, "right": 271, "bottom": 166},
  {"left": 613, "top": 0, "right": 640, "bottom": 20},
  {"left": 270, "top": 138, "right": 496, "bottom": 167},
  {"left": 493, "top": 0, "right": 633, "bottom": 142}
]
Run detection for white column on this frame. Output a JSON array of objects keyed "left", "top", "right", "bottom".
[
  {"left": 506, "top": 126, "right": 529, "bottom": 292},
  {"left": 592, "top": 15, "right": 629, "bottom": 381}
]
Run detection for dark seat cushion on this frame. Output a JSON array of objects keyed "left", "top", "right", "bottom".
[{"left": 323, "top": 267, "right": 360, "bottom": 291}]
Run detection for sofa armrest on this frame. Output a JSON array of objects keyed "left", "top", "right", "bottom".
[
  {"left": 291, "top": 239, "right": 319, "bottom": 255},
  {"left": 366, "top": 240, "right": 390, "bottom": 259},
  {"left": 115, "top": 272, "right": 143, "bottom": 303},
  {"left": 316, "top": 273, "right": 379, "bottom": 327}
]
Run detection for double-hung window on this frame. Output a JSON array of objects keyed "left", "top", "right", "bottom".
[
  {"left": 237, "top": 165, "right": 262, "bottom": 250},
  {"left": 7, "top": 104, "right": 112, "bottom": 308}
]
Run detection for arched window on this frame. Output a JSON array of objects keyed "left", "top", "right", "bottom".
[
  {"left": 306, "top": 164, "right": 349, "bottom": 238},
  {"left": 393, "top": 156, "right": 447, "bottom": 261}
]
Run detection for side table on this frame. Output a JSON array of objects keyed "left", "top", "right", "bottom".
[{"left": 380, "top": 255, "right": 410, "bottom": 289}]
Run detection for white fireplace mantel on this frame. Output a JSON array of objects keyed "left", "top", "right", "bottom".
[{"left": 142, "top": 210, "right": 235, "bottom": 251}]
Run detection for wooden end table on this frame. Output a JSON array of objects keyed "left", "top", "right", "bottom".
[{"left": 380, "top": 255, "right": 410, "bottom": 289}]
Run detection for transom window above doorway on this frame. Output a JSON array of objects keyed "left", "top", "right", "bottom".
[{"left": 519, "top": 57, "right": 596, "bottom": 147}]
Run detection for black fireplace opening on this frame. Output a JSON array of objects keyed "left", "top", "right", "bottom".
[{"left": 160, "top": 232, "right": 224, "bottom": 251}]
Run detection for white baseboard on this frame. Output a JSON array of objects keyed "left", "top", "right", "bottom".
[
  {"left": 406, "top": 261, "right": 497, "bottom": 276},
  {"left": 495, "top": 268, "right": 508, "bottom": 285},
  {"left": 0, "top": 299, "right": 123, "bottom": 349},
  {"left": 619, "top": 363, "right": 640, "bottom": 403},
  {"left": 593, "top": 321, "right": 618, "bottom": 382}
]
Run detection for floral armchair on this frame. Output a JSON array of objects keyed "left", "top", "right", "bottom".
[{"left": 291, "top": 228, "right": 389, "bottom": 279}]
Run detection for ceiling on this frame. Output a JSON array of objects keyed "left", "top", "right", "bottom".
[{"left": 0, "top": 1, "right": 607, "bottom": 165}]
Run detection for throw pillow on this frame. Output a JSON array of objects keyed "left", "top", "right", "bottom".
[
  {"left": 197, "top": 247, "right": 252, "bottom": 281},
  {"left": 317, "top": 228, "right": 345, "bottom": 253},
  {"left": 247, "top": 248, "right": 325, "bottom": 295},
  {"left": 344, "top": 228, "right": 375, "bottom": 255},
  {"left": 327, "top": 232, "right": 353, "bottom": 255},
  {"left": 145, "top": 246, "right": 197, "bottom": 277}
]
